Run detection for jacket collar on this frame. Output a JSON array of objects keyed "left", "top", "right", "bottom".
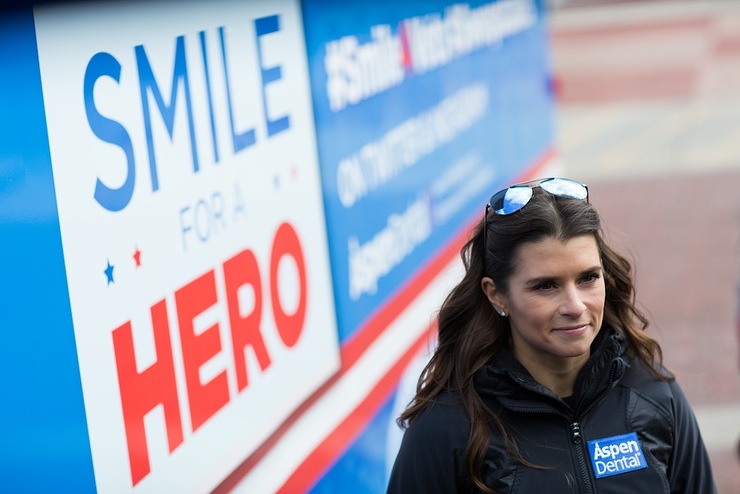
[{"left": 474, "top": 327, "right": 627, "bottom": 413}]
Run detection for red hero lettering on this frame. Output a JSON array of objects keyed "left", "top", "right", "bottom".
[{"left": 111, "top": 222, "right": 307, "bottom": 485}]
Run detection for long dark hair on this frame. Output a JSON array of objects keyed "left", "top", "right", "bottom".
[{"left": 398, "top": 186, "right": 668, "bottom": 493}]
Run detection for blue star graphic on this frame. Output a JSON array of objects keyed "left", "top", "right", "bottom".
[{"left": 104, "top": 260, "right": 115, "bottom": 285}]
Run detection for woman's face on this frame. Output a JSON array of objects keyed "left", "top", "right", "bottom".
[{"left": 483, "top": 234, "right": 606, "bottom": 369}]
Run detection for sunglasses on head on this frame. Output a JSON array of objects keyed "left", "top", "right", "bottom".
[
  {"left": 482, "top": 177, "right": 589, "bottom": 268},
  {"left": 487, "top": 177, "right": 588, "bottom": 216}
]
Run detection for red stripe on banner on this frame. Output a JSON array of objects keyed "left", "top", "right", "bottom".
[
  {"left": 277, "top": 321, "right": 437, "bottom": 494},
  {"left": 339, "top": 213, "right": 469, "bottom": 368},
  {"left": 212, "top": 148, "right": 556, "bottom": 493}
]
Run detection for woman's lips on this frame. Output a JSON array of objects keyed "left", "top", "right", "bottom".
[{"left": 553, "top": 324, "right": 589, "bottom": 335}]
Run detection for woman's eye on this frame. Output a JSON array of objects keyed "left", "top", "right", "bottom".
[
  {"left": 534, "top": 282, "right": 555, "bottom": 291},
  {"left": 581, "top": 272, "right": 601, "bottom": 283}
]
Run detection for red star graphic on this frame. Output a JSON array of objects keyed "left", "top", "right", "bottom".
[{"left": 133, "top": 247, "right": 142, "bottom": 268}]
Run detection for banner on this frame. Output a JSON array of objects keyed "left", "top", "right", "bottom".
[
  {"left": 0, "top": 0, "right": 555, "bottom": 492},
  {"left": 34, "top": 1, "right": 339, "bottom": 492}
]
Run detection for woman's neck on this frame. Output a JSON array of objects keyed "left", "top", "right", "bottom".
[{"left": 513, "top": 350, "right": 590, "bottom": 397}]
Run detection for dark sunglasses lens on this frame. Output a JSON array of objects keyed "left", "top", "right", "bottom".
[
  {"left": 540, "top": 178, "right": 588, "bottom": 200},
  {"left": 490, "top": 186, "right": 533, "bottom": 215}
]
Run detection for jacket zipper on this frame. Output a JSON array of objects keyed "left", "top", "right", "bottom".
[
  {"left": 569, "top": 361, "right": 621, "bottom": 494},
  {"left": 570, "top": 421, "right": 593, "bottom": 494}
]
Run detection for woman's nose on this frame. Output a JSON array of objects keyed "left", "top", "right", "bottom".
[{"left": 560, "top": 285, "right": 586, "bottom": 316}]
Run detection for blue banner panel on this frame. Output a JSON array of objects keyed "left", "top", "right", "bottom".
[
  {"left": 0, "top": 7, "right": 96, "bottom": 493},
  {"left": 299, "top": 0, "right": 556, "bottom": 491},
  {"left": 302, "top": 0, "right": 555, "bottom": 343}
]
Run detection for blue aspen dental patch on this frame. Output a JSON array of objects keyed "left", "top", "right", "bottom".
[{"left": 587, "top": 432, "right": 648, "bottom": 479}]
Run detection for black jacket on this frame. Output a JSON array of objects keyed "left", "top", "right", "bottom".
[{"left": 387, "top": 330, "right": 716, "bottom": 493}]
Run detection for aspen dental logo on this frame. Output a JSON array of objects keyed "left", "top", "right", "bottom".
[{"left": 587, "top": 432, "right": 648, "bottom": 479}]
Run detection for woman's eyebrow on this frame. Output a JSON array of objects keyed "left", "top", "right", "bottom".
[{"left": 524, "top": 266, "right": 602, "bottom": 285}]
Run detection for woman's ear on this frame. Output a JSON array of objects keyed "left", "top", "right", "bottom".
[{"left": 481, "top": 277, "right": 507, "bottom": 314}]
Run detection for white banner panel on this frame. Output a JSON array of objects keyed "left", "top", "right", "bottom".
[{"left": 34, "top": 1, "right": 340, "bottom": 492}]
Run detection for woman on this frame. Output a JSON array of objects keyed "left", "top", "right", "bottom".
[{"left": 388, "top": 178, "right": 716, "bottom": 493}]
